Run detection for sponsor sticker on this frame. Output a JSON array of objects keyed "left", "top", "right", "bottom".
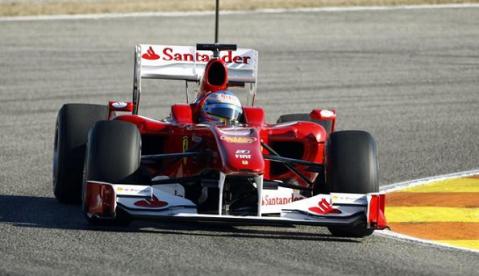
[
  {"left": 116, "top": 186, "right": 146, "bottom": 194},
  {"left": 182, "top": 136, "right": 189, "bottom": 164},
  {"left": 134, "top": 195, "right": 168, "bottom": 208},
  {"left": 215, "top": 93, "right": 242, "bottom": 105},
  {"left": 320, "top": 109, "right": 335, "bottom": 118},
  {"left": 262, "top": 193, "right": 304, "bottom": 206},
  {"left": 142, "top": 46, "right": 160, "bottom": 60},
  {"left": 111, "top": 101, "right": 128, "bottom": 109},
  {"left": 308, "top": 198, "right": 340, "bottom": 215},
  {"left": 331, "top": 193, "right": 367, "bottom": 205},
  {"left": 221, "top": 136, "right": 257, "bottom": 144},
  {"left": 142, "top": 46, "right": 252, "bottom": 64},
  {"left": 235, "top": 149, "right": 251, "bottom": 159}
]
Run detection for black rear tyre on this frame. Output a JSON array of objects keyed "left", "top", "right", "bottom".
[
  {"left": 53, "top": 104, "right": 108, "bottom": 204},
  {"left": 325, "top": 130, "right": 379, "bottom": 237},
  {"left": 83, "top": 120, "right": 141, "bottom": 226}
]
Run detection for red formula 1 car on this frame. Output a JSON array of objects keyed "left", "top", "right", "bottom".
[{"left": 53, "top": 43, "right": 386, "bottom": 237}]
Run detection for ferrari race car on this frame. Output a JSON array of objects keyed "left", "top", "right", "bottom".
[{"left": 53, "top": 43, "right": 387, "bottom": 237}]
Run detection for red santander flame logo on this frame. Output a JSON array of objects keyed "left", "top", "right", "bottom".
[
  {"left": 142, "top": 46, "right": 160, "bottom": 60},
  {"left": 134, "top": 195, "right": 168, "bottom": 208},
  {"left": 308, "top": 198, "right": 340, "bottom": 215}
]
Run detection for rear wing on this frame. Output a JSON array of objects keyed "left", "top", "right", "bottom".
[{"left": 133, "top": 44, "right": 259, "bottom": 114}]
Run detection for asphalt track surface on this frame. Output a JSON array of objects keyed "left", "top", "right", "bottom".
[{"left": 1, "top": 7, "right": 479, "bottom": 276}]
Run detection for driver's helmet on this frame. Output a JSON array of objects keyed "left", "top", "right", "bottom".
[{"left": 199, "top": 90, "right": 243, "bottom": 124}]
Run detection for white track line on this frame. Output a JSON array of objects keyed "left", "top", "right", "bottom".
[
  {"left": 376, "top": 230, "right": 479, "bottom": 254},
  {"left": 380, "top": 168, "right": 479, "bottom": 193},
  {"left": 1, "top": 3, "right": 479, "bottom": 22},
  {"left": 375, "top": 168, "right": 479, "bottom": 254}
]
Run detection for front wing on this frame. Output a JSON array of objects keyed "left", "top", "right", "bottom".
[{"left": 84, "top": 181, "right": 387, "bottom": 229}]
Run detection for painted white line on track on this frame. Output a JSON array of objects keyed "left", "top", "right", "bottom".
[
  {"left": 375, "top": 168, "right": 479, "bottom": 254},
  {"left": 0, "top": 3, "right": 479, "bottom": 22},
  {"left": 376, "top": 230, "right": 479, "bottom": 254},
  {"left": 380, "top": 168, "right": 479, "bottom": 193}
]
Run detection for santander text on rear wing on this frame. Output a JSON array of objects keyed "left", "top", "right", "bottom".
[{"left": 132, "top": 44, "right": 259, "bottom": 113}]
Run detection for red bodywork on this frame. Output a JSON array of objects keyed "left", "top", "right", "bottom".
[
  {"left": 109, "top": 57, "right": 334, "bottom": 188},
  {"left": 114, "top": 111, "right": 327, "bottom": 184}
]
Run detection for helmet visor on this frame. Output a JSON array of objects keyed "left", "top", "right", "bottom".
[{"left": 204, "top": 103, "right": 242, "bottom": 121}]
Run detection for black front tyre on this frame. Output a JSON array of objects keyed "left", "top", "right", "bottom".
[
  {"left": 83, "top": 120, "right": 142, "bottom": 226},
  {"left": 325, "top": 130, "right": 379, "bottom": 237},
  {"left": 53, "top": 104, "right": 108, "bottom": 204}
]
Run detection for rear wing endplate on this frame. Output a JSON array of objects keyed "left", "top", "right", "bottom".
[{"left": 133, "top": 44, "right": 259, "bottom": 114}]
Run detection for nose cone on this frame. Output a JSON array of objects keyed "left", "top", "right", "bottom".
[{"left": 214, "top": 128, "right": 264, "bottom": 175}]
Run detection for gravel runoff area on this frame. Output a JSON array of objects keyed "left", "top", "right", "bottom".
[{"left": 1, "top": 0, "right": 479, "bottom": 16}]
